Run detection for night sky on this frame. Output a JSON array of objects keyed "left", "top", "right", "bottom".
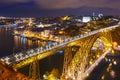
[{"left": 0, "top": 0, "right": 120, "bottom": 17}]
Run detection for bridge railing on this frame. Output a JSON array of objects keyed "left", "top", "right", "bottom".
[{"left": 0, "top": 22, "right": 120, "bottom": 64}]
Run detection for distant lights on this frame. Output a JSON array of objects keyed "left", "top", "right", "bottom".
[
  {"left": 109, "top": 63, "right": 112, "bottom": 67},
  {"left": 43, "top": 74, "right": 48, "bottom": 79},
  {"left": 101, "top": 75, "right": 105, "bottom": 80},
  {"left": 110, "top": 70, "right": 115, "bottom": 78},
  {"left": 65, "top": 75, "right": 68, "bottom": 79},
  {"left": 97, "top": 55, "right": 100, "bottom": 58},
  {"left": 89, "top": 61, "right": 93, "bottom": 65},
  {"left": 73, "top": 77, "right": 75, "bottom": 80},
  {"left": 68, "top": 73, "right": 71, "bottom": 77},
  {"left": 113, "top": 61, "right": 117, "bottom": 65},
  {"left": 86, "top": 73, "right": 89, "bottom": 77},
  {"left": 108, "top": 59, "right": 111, "bottom": 62}
]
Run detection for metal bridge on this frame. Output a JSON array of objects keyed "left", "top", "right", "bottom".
[{"left": 0, "top": 22, "right": 120, "bottom": 80}]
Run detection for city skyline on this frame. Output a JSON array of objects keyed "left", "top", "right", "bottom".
[{"left": 0, "top": 0, "right": 120, "bottom": 17}]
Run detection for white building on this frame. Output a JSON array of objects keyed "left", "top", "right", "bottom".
[{"left": 82, "top": 17, "right": 92, "bottom": 23}]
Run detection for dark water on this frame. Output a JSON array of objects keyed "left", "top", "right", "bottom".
[
  {"left": 0, "top": 27, "right": 13, "bottom": 57},
  {"left": 0, "top": 27, "right": 64, "bottom": 77},
  {"left": 0, "top": 27, "right": 44, "bottom": 57}
]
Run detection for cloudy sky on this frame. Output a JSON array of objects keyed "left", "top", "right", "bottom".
[{"left": 0, "top": 0, "right": 120, "bottom": 17}]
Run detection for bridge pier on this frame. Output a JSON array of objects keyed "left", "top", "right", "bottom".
[{"left": 29, "top": 57, "right": 41, "bottom": 80}]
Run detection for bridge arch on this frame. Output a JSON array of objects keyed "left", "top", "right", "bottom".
[{"left": 62, "top": 31, "right": 112, "bottom": 80}]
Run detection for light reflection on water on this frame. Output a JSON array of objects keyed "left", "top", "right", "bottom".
[
  {"left": 0, "top": 27, "right": 13, "bottom": 57},
  {"left": 13, "top": 35, "right": 45, "bottom": 52},
  {"left": 0, "top": 27, "right": 45, "bottom": 57}
]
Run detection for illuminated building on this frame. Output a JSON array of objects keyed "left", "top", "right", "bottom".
[{"left": 82, "top": 17, "right": 92, "bottom": 23}]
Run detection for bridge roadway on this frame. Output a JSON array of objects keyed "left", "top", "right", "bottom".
[{"left": 0, "top": 23, "right": 120, "bottom": 68}]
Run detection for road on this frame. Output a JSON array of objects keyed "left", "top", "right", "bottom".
[{"left": 86, "top": 53, "right": 120, "bottom": 80}]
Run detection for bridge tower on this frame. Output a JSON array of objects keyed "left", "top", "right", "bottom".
[{"left": 29, "top": 57, "right": 41, "bottom": 80}]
